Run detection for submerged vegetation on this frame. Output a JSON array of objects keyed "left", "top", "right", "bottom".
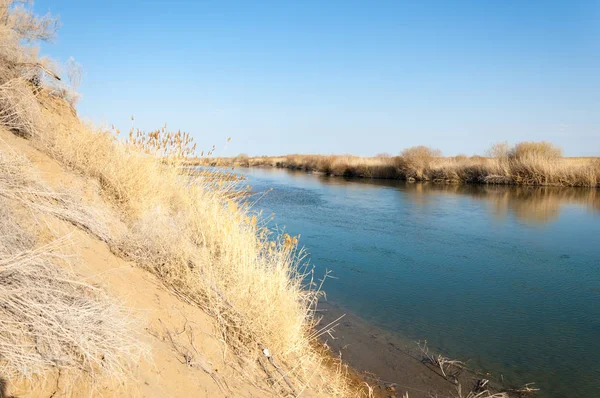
[
  {"left": 193, "top": 142, "right": 599, "bottom": 187},
  {"left": 0, "top": 1, "right": 360, "bottom": 396}
]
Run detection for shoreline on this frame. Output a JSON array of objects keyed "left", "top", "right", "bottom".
[
  {"left": 317, "top": 300, "right": 460, "bottom": 398},
  {"left": 317, "top": 300, "right": 522, "bottom": 398},
  {"left": 186, "top": 152, "right": 600, "bottom": 188}
]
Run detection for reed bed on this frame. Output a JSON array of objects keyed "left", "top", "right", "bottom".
[{"left": 193, "top": 144, "right": 600, "bottom": 187}]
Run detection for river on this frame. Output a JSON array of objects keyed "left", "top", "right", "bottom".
[{"left": 238, "top": 167, "right": 600, "bottom": 398}]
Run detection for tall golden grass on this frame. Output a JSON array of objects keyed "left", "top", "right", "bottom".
[
  {"left": 0, "top": 1, "right": 361, "bottom": 395},
  {"left": 35, "top": 106, "right": 358, "bottom": 396},
  {"left": 194, "top": 143, "right": 600, "bottom": 187}
]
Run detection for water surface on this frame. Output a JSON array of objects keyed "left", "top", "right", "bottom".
[{"left": 239, "top": 167, "right": 600, "bottom": 398}]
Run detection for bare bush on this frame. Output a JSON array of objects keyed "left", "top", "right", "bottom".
[
  {"left": 487, "top": 142, "right": 510, "bottom": 159},
  {"left": 0, "top": 1, "right": 53, "bottom": 136},
  {"left": 510, "top": 141, "right": 562, "bottom": 160},
  {"left": 398, "top": 146, "right": 442, "bottom": 180},
  {"left": 0, "top": 1, "right": 83, "bottom": 136},
  {"left": 1, "top": 1, "right": 59, "bottom": 42},
  {"left": 235, "top": 152, "right": 250, "bottom": 167}
]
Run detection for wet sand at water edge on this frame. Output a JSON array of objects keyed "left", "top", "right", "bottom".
[{"left": 317, "top": 300, "right": 496, "bottom": 398}]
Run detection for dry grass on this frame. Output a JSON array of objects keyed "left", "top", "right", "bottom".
[
  {"left": 398, "top": 146, "right": 441, "bottom": 180},
  {"left": 0, "top": 2, "right": 365, "bottom": 396},
  {"left": 455, "top": 384, "right": 509, "bottom": 398},
  {"left": 453, "top": 381, "right": 539, "bottom": 398},
  {"left": 416, "top": 341, "right": 539, "bottom": 398},
  {"left": 0, "top": 149, "right": 146, "bottom": 391},
  {"left": 417, "top": 341, "right": 465, "bottom": 384},
  {"left": 510, "top": 141, "right": 562, "bottom": 160},
  {"left": 193, "top": 144, "right": 599, "bottom": 187},
  {"left": 33, "top": 115, "right": 359, "bottom": 395}
]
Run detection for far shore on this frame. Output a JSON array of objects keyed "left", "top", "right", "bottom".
[{"left": 186, "top": 146, "right": 600, "bottom": 188}]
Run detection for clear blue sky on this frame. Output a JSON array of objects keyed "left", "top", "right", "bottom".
[{"left": 34, "top": 0, "right": 599, "bottom": 156}]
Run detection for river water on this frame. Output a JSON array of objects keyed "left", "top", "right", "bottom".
[{"left": 238, "top": 167, "right": 600, "bottom": 398}]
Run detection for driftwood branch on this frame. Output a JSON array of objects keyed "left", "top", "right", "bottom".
[
  {"left": 262, "top": 347, "right": 298, "bottom": 396},
  {"left": 16, "top": 62, "right": 61, "bottom": 81}
]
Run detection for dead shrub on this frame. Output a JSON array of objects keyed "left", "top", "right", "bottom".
[
  {"left": 397, "top": 146, "right": 442, "bottom": 180},
  {"left": 509, "top": 141, "right": 562, "bottom": 160}
]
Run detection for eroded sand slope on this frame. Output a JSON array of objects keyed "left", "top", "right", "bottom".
[{"left": 0, "top": 128, "right": 272, "bottom": 397}]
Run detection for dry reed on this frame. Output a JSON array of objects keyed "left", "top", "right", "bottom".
[
  {"left": 0, "top": 1, "right": 363, "bottom": 395},
  {"left": 193, "top": 144, "right": 599, "bottom": 188}
]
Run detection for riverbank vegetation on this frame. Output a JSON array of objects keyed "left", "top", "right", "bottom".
[
  {"left": 0, "top": 1, "right": 360, "bottom": 396},
  {"left": 0, "top": 150, "right": 147, "bottom": 393},
  {"left": 192, "top": 143, "right": 600, "bottom": 187}
]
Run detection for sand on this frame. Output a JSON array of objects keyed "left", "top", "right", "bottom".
[
  {"left": 317, "top": 300, "right": 488, "bottom": 398},
  {"left": 0, "top": 129, "right": 272, "bottom": 397}
]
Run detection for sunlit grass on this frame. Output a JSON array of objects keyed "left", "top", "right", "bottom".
[{"left": 193, "top": 143, "right": 600, "bottom": 187}]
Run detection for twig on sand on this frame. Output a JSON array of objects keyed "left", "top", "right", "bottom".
[
  {"left": 158, "top": 318, "right": 230, "bottom": 396},
  {"left": 455, "top": 383, "right": 509, "bottom": 398},
  {"left": 261, "top": 347, "right": 298, "bottom": 397},
  {"left": 506, "top": 382, "right": 540, "bottom": 395},
  {"left": 417, "top": 340, "right": 465, "bottom": 383},
  {"left": 416, "top": 341, "right": 540, "bottom": 398}
]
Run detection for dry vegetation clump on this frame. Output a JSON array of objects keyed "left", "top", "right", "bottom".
[
  {"left": 0, "top": 0, "right": 80, "bottom": 139},
  {"left": 396, "top": 146, "right": 441, "bottom": 181},
  {"left": 196, "top": 142, "right": 599, "bottom": 187},
  {"left": 272, "top": 154, "right": 399, "bottom": 178},
  {"left": 471, "top": 141, "right": 598, "bottom": 187},
  {"left": 501, "top": 142, "right": 594, "bottom": 187},
  {"left": 417, "top": 342, "right": 539, "bottom": 398},
  {"left": 0, "top": 150, "right": 145, "bottom": 391},
  {"left": 234, "top": 152, "right": 250, "bottom": 167},
  {"left": 417, "top": 341, "right": 465, "bottom": 383},
  {"left": 509, "top": 141, "right": 562, "bottom": 160},
  {"left": 0, "top": 2, "right": 363, "bottom": 395}
]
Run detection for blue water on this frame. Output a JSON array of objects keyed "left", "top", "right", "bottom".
[{"left": 240, "top": 167, "right": 600, "bottom": 398}]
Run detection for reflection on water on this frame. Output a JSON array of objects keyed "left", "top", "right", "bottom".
[
  {"left": 304, "top": 172, "right": 600, "bottom": 225},
  {"left": 403, "top": 183, "right": 599, "bottom": 225},
  {"left": 234, "top": 167, "right": 600, "bottom": 398}
]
